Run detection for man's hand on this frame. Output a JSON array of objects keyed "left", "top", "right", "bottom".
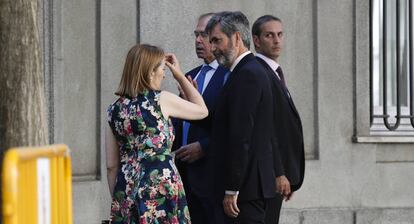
[
  {"left": 175, "top": 142, "right": 205, "bottom": 163},
  {"left": 276, "top": 175, "right": 291, "bottom": 201},
  {"left": 285, "top": 191, "right": 294, "bottom": 201},
  {"left": 223, "top": 194, "right": 240, "bottom": 218}
]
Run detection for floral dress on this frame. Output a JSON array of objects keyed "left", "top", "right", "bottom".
[{"left": 107, "top": 90, "right": 191, "bottom": 224}]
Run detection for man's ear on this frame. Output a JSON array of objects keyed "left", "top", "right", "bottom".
[
  {"left": 233, "top": 31, "right": 242, "bottom": 48},
  {"left": 253, "top": 35, "right": 260, "bottom": 49}
]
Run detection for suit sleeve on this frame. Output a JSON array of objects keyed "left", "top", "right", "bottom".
[
  {"left": 271, "top": 135, "right": 285, "bottom": 177},
  {"left": 268, "top": 76, "right": 285, "bottom": 177},
  {"left": 198, "top": 137, "right": 209, "bottom": 153},
  {"left": 225, "top": 68, "right": 263, "bottom": 191}
]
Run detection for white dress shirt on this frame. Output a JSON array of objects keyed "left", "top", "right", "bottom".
[
  {"left": 230, "top": 51, "right": 251, "bottom": 72},
  {"left": 255, "top": 53, "right": 282, "bottom": 80}
]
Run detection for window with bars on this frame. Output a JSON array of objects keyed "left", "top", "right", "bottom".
[{"left": 370, "top": 0, "right": 414, "bottom": 135}]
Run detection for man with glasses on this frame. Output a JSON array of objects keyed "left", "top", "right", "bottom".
[{"left": 173, "top": 12, "right": 229, "bottom": 224}]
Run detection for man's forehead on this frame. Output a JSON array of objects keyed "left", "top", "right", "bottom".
[
  {"left": 210, "top": 24, "right": 224, "bottom": 35},
  {"left": 199, "top": 15, "right": 212, "bottom": 24},
  {"left": 263, "top": 20, "right": 283, "bottom": 29},
  {"left": 197, "top": 16, "right": 212, "bottom": 28}
]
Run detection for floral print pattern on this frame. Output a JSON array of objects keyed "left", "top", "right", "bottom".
[{"left": 107, "top": 90, "right": 191, "bottom": 224}]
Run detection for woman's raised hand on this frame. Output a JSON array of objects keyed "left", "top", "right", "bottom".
[{"left": 165, "top": 53, "right": 184, "bottom": 80}]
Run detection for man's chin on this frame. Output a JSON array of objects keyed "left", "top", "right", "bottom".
[
  {"left": 196, "top": 53, "right": 205, "bottom": 59},
  {"left": 216, "top": 57, "right": 225, "bottom": 65},
  {"left": 271, "top": 53, "right": 280, "bottom": 60},
  {"left": 217, "top": 58, "right": 231, "bottom": 68},
  {"left": 272, "top": 50, "right": 281, "bottom": 57}
]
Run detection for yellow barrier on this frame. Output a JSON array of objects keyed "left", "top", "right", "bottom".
[{"left": 2, "top": 144, "right": 72, "bottom": 224}]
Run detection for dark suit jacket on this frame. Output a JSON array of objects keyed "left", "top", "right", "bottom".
[
  {"left": 256, "top": 57, "right": 305, "bottom": 192},
  {"left": 209, "top": 53, "right": 275, "bottom": 202},
  {"left": 172, "top": 64, "right": 228, "bottom": 197}
]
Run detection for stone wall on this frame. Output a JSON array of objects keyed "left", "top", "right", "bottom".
[{"left": 41, "top": 0, "right": 414, "bottom": 223}]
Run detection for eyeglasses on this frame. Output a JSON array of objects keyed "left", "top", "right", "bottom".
[{"left": 193, "top": 31, "right": 209, "bottom": 38}]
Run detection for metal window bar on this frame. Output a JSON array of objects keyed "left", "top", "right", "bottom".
[
  {"left": 369, "top": 0, "right": 374, "bottom": 126},
  {"left": 371, "top": 0, "right": 414, "bottom": 131},
  {"left": 410, "top": 0, "right": 414, "bottom": 127}
]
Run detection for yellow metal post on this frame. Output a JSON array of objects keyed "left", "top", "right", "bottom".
[{"left": 2, "top": 144, "right": 73, "bottom": 224}]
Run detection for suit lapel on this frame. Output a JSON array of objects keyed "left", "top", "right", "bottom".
[
  {"left": 203, "top": 66, "right": 226, "bottom": 109},
  {"left": 186, "top": 65, "right": 227, "bottom": 111},
  {"left": 187, "top": 65, "right": 202, "bottom": 80},
  {"left": 256, "top": 57, "right": 300, "bottom": 118},
  {"left": 223, "top": 53, "right": 255, "bottom": 89}
]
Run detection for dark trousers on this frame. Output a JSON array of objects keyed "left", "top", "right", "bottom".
[
  {"left": 187, "top": 192, "right": 231, "bottom": 224},
  {"left": 229, "top": 199, "right": 267, "bottom": 224},
  {"left": 264, "top": 194, "right": 283, "bottom": 224},
  {"left": 186, "top": 191, "right": 214, "bottom": 224}
]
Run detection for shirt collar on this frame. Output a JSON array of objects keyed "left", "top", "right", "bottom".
[
  {"left": 230, "top": 51, "right": 251, "bottom": 72},
  {"left": 255, "top": 53, "right": 280, "bottom": 71},
  {"left": 203, "top": 59, "right": 219, "bottom": 70}
]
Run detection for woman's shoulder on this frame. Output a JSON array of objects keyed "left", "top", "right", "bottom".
[
  {"left": 107, "top": 97, "right": 121, "bottom": 112},
  {"left": 108, "top": 96, "right": 137, "bottom": 110},
  {"left": 109, "top": 96, "right": 130, "bottom": 105},
  {"left": 139, "top": 89, "right": 161, "bottom": 98},
  {"left": 157, "top": 90, "right": 178, "bottom": 102}
]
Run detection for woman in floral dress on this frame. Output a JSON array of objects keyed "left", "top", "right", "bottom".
[{"left": 106, "top": 44, "right": 208, "bottom": 223}]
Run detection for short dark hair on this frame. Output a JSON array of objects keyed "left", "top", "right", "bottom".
[
  {"left": 252, "top": 15, "right": 282, "bottom": 37},
  {"left": 205, "top": 11, "right": 251, "bottom": 49}
]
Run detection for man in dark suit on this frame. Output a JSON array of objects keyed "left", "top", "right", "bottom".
[
  {"left": 205, "top": 11, "right": 275, "bottom": 223},
  {"left": 252, "top": 15, "right": 305, "bottom": 224},
  {"left": 172, "top": 13, "right": 229, "bottom": 224}
]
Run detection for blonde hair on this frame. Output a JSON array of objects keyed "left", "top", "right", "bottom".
[{"left": 115, "top": 44, "right": 164, "bottom": 97}]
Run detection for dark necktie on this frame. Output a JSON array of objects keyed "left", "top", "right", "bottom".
[
  {"left": 182, "top": 65, "right": 213, "bottom": 145},
  {"left": 276, "top": 66, "right": 291, "bottom": 98},
  {"left": 276, "top": 66, "right": 286, "bottom": 87}
]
